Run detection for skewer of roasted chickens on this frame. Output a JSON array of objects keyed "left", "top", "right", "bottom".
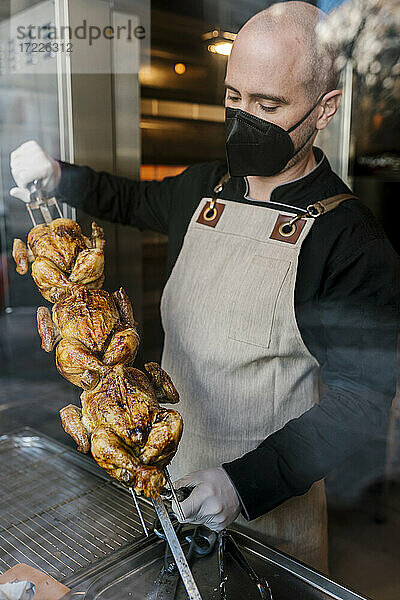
[{"left": 12, "top": 218, "right": 183, "bottom": 498}]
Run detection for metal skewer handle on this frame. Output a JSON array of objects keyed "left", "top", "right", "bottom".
[
  {"left": 26, "top": 179, "right": 63, "bottom": 226},
  {"left": 152, "top": 495, "right": 203, "bottom": 600}
]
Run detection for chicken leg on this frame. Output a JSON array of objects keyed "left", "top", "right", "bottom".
[
  {"left": 32, "top": 256, "right": 77, "bottom": 302},
  {"left": 113, "top": 287, "right": 137, "bottom": 328},
  {"left": 37, "top": 306, "right": 60, "bottom": 352},
  {"left": 12, "top": 239, "right": 32, "bottom": 275},
  {"left": 140, "top": 408, "right": 183, "bottom": 466},
  {"left": 102, "top": 326, "right": 140, "bottom": 366},
  {"left": 144, "top": 362, "right": 180, "bottom": 404},
  {"left": 90, "top": 425, "right": 166, "bottom": 496},
  {"left": 60, "top": 405, "right": 90, "bottom": 453},
  {"left": 56, "top": 337, "right": 106, "bottom": 389},
  {"left": 69, "top": 248, "right": 105, "bottom": 286}
]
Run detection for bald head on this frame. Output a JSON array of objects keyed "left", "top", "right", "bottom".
[
  {"left": 224, "top": 2, "right": 343, "bottom": 174},
  {"left": 230, "top": 2, "right": 340, "bottom": 102}
]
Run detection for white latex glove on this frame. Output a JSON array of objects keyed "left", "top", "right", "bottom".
[
  {"left": 172, "top": 467, "right": 241, "bottom": 532},
  {"left": 10, "top": 140, "right": 61, "bottom": 202}
]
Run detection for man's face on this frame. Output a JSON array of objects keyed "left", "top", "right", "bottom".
[{"left": 225, "top": 27, "right": 319, "bottom": 158}]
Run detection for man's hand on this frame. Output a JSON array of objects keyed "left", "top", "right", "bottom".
[
  {"left": 172, "top": 467, "right": 241, "bottom": 532},
  {"left": 10, "top": 140, "right": 61, "bottom": 202}
]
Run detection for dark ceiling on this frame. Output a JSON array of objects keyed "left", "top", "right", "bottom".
[
  {"left": 150, "top": 0, "right": 331, "bottom": 30},
  {"left": 151, "top": 0, "right": 269, "bottom": 30},
  {"left": 0, "top": 1, "right": 339, "bottom": 27}
]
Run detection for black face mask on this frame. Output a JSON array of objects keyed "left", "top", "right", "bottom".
[{"left": 225, "top": 94, "right": 324, "bottom": 177}]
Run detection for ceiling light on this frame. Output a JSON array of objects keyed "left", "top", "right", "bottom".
[
  {"left": 174, "top": 62, "right": 186, "bottom": 75},
  {"left": 208, "top": 42, "right": 232, "bottom": 56},
  {"left": 203, "top": 29, "right": 236, "bottom": 57}
]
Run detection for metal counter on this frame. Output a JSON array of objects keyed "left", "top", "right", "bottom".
[
  {"left": 65, "top": 527, "right": 371, "bottom": 600},
  {"left": 0, "top": 429, "right": 371, "bottom": 600}
]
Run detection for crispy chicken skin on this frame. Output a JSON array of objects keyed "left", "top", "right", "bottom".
[
  {"left": 102, "top": 327, "right": 140, "bottom": 366},
  {"left": 144, "top": 362, "right": 180, "bottom": 404},
  {"left": 12, "top": 238, "right": 30, "bottom": 275},
  {"left": 15, "top": 218, "right": 182, "bottom": 498},
  {"left": 113, "top": 287, "right": 136, "bottom": 327},
  {"left": 13, "top": 218, "right": 105, "bottom": 302},
  {"left": 55, "top": 337, "right": 105, "bottom": 389},
  {"left": 51, "top": 288, "right": 140, "bottom": 388},
  {"left": 60, "top": 404, "right": 90, "bottom": 453},
  {"left": 140, "top": 408, "right": 183, "bottom": 466},
  {"left": 81, "top": 366, "right": 157, "bottom": 447},
  {"left": 69, "top": 249, "right": 104, "bottom": 285},
  {"left": 91, "top": 426, "right": 166, "bottom": 497},
  {"left": 28, "top": 219, "right": 86, "bottom": 272},
  {"left": 37, "top": 306, "right": 59, "bottom": 352},
  {"left": 53, "top": 288, "right": 120, "bottom": 354},
  {"left": 56, "top": 326, "right": 182, "bottom": 496}
]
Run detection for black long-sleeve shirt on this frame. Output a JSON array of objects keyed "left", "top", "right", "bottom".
[{"left": 56, "top": 147, "right": 400, "bottom": 520}]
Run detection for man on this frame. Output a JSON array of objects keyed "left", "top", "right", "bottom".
[{"left": 10, "top": 2, "right": 399, "bottom": 572}]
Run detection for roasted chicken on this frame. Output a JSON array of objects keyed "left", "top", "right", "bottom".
[
  {"left": 13, "top": 218, "right": 183, "bottom": 497},
  {"left": 13, "top": 218, "right": 105, "bottom": 302}
]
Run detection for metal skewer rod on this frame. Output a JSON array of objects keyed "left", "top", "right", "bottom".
[
  {"left": 39, "top": 203, "right": 53, "bottom": 224},
  {"left": 164, "top": 467, "right": 186, "bottom": 522},
  {"left": 129, "top": 487, "right": 149, "bottom": 537},
  {"left": 52, "top": 196, "right": 63, "bottom": 218},
  {"left": 26, "top": 203, "right": 37, "bottom": 227},
  {"left": 218, "top": 531, "right": 228, "bottom": 600},
  {"left": 152, "top": 495, "right": 203, "bottom": 600}
]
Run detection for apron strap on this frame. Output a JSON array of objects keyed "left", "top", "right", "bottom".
[
  {"left": 306, "top": 193, "right": 358, "bottom": 217},
  {"left": 285, "top": 193, "right": 358, "bottom": 231},
  {"left": 209, "top": 172, "right": 357, "bottom": 220},
  {"left": 209, "top": 172, "right": 230, "bottom": 209}
]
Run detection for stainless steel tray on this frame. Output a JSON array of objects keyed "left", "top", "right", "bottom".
[
  {"left": 70, "top": 525, "right": 370, "bottom": 600},
  {"left": 0, "top": 427, "right": 154, "bottom": 582},
  {"left": 0, "top": 429, "right": 371, "bottom": 600}
]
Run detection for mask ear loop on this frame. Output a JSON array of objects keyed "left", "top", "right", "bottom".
[
  {"left": 284, "top": 92, "right": 327, "bottom": 168},
  {"left": 286, "top": 92, "right": 326, "bottom": 134}
]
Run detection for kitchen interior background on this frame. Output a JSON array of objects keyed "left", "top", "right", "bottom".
[{"left": 0, "top": 1, "right": 399, "bottom": 598}]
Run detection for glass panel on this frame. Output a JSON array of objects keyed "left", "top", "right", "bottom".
[
  {"left": 0, "top": 1, "right": 75, "bottom": 442},
  {"left": 1, "top": 2, "right": 62, "bottom": 309}
]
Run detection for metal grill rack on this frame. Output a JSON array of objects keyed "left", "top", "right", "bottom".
[{"left": 0, "top": 429, "right": 154, "bottom": 581}]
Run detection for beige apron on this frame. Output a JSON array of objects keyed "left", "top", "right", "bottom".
[{"left": 160, "top": 193, "right": 336, "bottom": 572}]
